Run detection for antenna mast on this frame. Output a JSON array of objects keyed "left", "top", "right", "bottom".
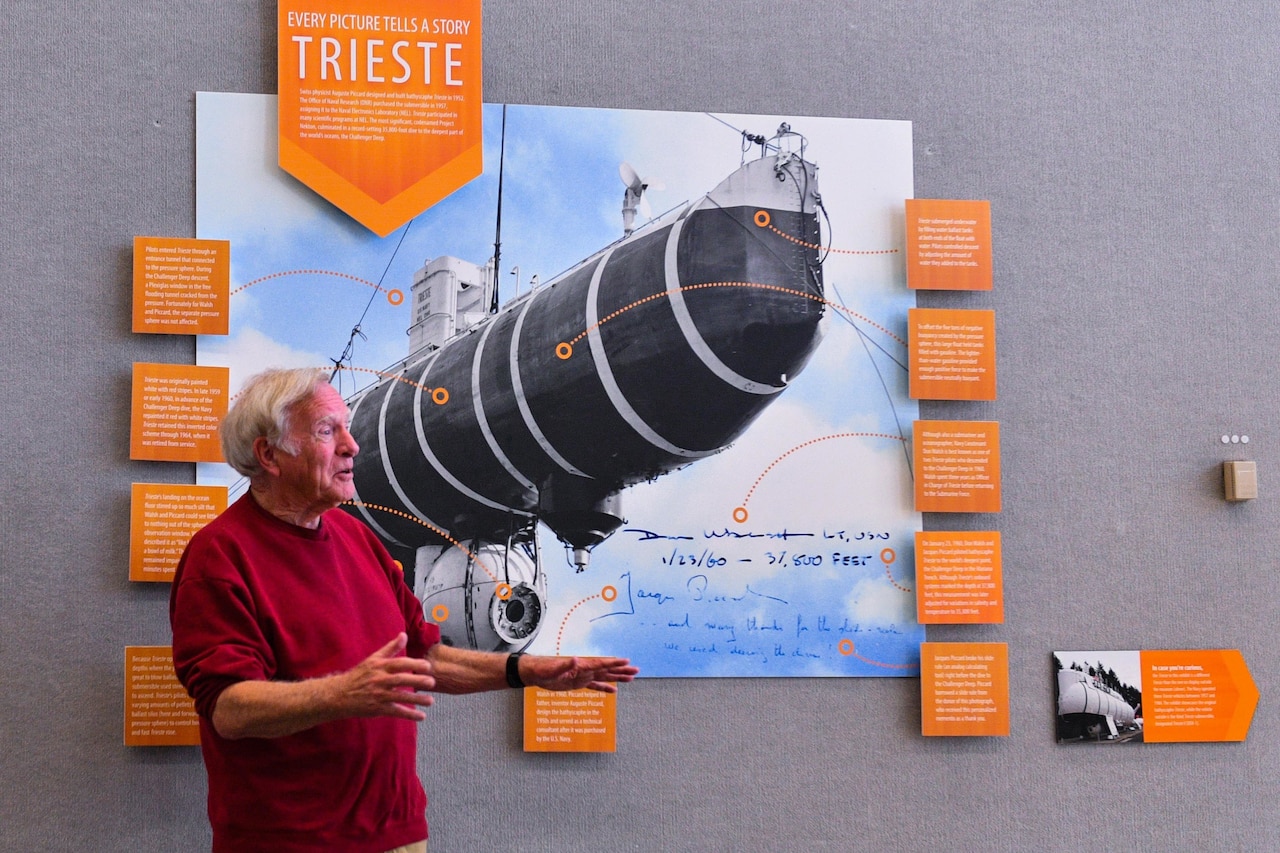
[{"left": 490, "top": 104, "right": 507, "bottom": 314}]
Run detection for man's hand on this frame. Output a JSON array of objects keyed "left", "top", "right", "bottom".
[
  {"left": 520, "top": 655, "right": 639, "bottom": 693},
  {"left": 329, "top": 632, "right": 436, "bottom": 720},
  {"left": 212, "top": 633, "right": 435, "bottom": 739}
]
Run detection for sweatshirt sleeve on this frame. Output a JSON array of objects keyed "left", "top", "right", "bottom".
[{"left": 170, "top": 532, "right": 276, "bottom": 720}]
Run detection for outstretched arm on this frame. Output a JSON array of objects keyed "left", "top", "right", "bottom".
[
  {"left": 211, "top": 633, "right": 436, "bottom": 739},
  {"left": 426, "top": 644, "right": 638, "bottom": 695}
]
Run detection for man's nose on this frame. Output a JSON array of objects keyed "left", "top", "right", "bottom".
[{"left": 339, "top": 426, "right": 359, "bottom": 457}]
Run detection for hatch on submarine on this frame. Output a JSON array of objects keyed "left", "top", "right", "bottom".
[{"left": 341, "top": 123, "right": 828, "bottom": 651}]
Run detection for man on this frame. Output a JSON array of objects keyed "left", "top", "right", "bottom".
[{"left": 171, "top": 368, "right": 637, "bottom": 853}]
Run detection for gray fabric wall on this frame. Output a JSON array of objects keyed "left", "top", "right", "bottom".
[{"left": 3, "top": 1, "right": 1277, "bottom": 850}]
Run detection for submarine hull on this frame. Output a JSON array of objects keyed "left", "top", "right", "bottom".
[{"left": 345, "top": 153, "right": 824, "bottom": 552}]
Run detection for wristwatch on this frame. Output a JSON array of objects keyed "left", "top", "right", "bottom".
[{"left": 505, "top": 652, "right": 525, "bottom": 689}]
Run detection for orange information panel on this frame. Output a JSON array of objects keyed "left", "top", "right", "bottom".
[
  {"left": 1141, "top": 650, "right": 1259, "bottom": 743},
  {"left": 523, "top": 687, "right": 617, "bottom": 753},
  {"left": 1055, "top": 649, "right": 1257, "bottom": 744},
  {"left": 130, "top": 363, "right": 229, "bottom": 462},
  {"left": 132, "top": 237, "right": 230, "bottom": 335},
  {"left": 278, "top": 0, "right": 484, "bottom": 236},
  {"left": 915, "top": 531, "right": 1003, "bottom": 624},
  {"left": 909, "top": 308, "right": 996, "bottom": 401},
  {"left": 905, "top": 199, "right": 992, "bottom": 290},
  {"left": 124, "top": 646, "right": 200, "bottom": 747},
  {"left": 921, "top": 642, "right": 1009, "bottom": 737},
  {"left": 913, "top": 420, "right": 1001, "bottom": 513},
  {"left": 129, "top": 483, "right": 228, "bottom": 582}
]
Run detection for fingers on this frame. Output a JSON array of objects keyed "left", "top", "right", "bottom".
[
  {"left": 374, "top": 632, "right": 410, "bottom": 658},
  {"left": 527, "top": 655, "right": 638, "bottom": 691},
  {"left": 336, "top": 633, "right": 441, "bottom": 719}
]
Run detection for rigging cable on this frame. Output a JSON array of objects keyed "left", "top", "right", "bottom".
[
  {"left": 329, "top": 218, "right": 415, "bottom": 393},
  {"left": 490, "top": 104, "right": 507, "bottom": 314}
]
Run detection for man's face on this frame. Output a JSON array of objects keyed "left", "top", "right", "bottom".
[{"left": 272, "top": 384, "right": 360, "bottom": 516}]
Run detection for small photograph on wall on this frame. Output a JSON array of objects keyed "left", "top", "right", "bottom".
[{"left": 1054, "top": 651, "right": 1143, "bottom": 744}]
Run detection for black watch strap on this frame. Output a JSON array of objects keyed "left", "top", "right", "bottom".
[{"left": 505, "top": 652, "right": 525, "bottom": 689}]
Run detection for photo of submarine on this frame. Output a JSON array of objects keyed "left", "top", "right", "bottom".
[
  {"left": 339, "top": 123, "right": 828, "bottom": 652},
  {"left": 1055, "top": 654, "right": 1143, "bottom": 743}
]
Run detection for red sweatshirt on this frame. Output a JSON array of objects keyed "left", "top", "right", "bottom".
[{"left": 171, "top": 493, "right": 439, "bottom": 853}]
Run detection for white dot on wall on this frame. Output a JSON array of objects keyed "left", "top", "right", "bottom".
[
  {"left": 1242, "top": 435, "right": 1250, "bottom": 444},
  {"left": 1222, "top": 435, "right": 1231, "bottom": 444}
]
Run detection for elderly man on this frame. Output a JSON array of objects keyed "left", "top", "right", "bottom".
[{"left": 171, "top": 368, "right": 637, "bottom": 853}]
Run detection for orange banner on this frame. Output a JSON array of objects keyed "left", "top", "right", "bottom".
[
  {"left": 909, "top": 308, "right": 997, "bottom": 401},
  {"left": 129, "top": 483, "right": 228, "bottom": 582},
  {"left": 124, "top": 646, "right": 201, "bottom": 747},
  {"left": 129, "top": 363, "right": 229, "bottom": 463},
  {"left": 523, "top": 686, "right": 617, "bottom": 753},
  {"left": 132, "top": 237, "right": 230, "bottom": 335},
  {"left": 914, "top": 420, "right": 1002, "bottom": 513},
  {"left": 278, "top": 0, "right": 484, "bottom": 236},
  {"left": 1140, "top": 650, "right": 1259, "bottom": 743},
  {"left": 915, "top": 531, "right": 1003, "bottom": 624},
  {"left": 920, "top": 642, "right": 1009, "bottom": 737},
  {"left": 905, "top": 199, "right": 992, "bottom": 291}
]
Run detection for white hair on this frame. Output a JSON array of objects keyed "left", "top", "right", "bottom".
[{"left": 219, "top": 368, "right": 332, "bottom": 478}]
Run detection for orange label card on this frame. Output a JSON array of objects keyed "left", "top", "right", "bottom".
[
  {"left": 915, "top": 531, "right": 1003, "bottom": 624},
  {"left": 921, "top": 642, "right": 1009, "bottom": 736},
  {"left": 124, "top": 646, "right": 200, "bottom": 746},
  {"left": 1055, "top": 650, "right": 1257, "bottom": 744},
  {"left": 909, "top": 308, "right": 997, "bottom": 401},
  {"left": 905, "top": 199, "right": 992, "bottom": 290},
  {"left": 914, "top": 420, "right": 1001, "bottom": 513},
  {"left": 1141, "top": 650, "right": 1259, "bottom": 743},
  {"left": 523, "top": 687, "right": 617, "bottom": 753},
  {"left": 132, "top": 237, "right": 230, "bottom": 335},
  {"left": 278, "top": 0, "right": 484, "bottom": 236},
  {"left": 129, "top": 363, "right": 229, "bottom": 462},
  {"left": 129, "top": 483, "right": 228, "bottom": 582}
]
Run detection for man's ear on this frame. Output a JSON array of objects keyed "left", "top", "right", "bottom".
[{"left": 253, "top": 436, "right": 283, "bottom": 477}]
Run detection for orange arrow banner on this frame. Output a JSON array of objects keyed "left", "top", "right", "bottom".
[
  {"left": 1140, "top": 649, "right": 1259, "bottom": 743},
  {"left": 278, "top": 0, "right": 483, "bottom": 236}
]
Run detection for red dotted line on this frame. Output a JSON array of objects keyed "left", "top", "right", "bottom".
[
  {"left": 849, "top": 647, "right": 919, "bottom": 671},
  {"left": 231, "top": 269, "right": 390, "bottom": 297},
  {"left": 228, "top": 366, "right": 439, "bottom": 404},
  {"left": 554, "top": 594, "right": 601, "bottom": 655},
  {"left": 569, "top": 282, "right": 903, "bottom": 347},
  {"left": 767, "top": 225, "right": 899, "bottom": 255},
  {"left": 345, "top": 501, "right": 496, "bottom": 582},
  {"left": 884, "top": 564, "right": 912, "bottom": 594}
]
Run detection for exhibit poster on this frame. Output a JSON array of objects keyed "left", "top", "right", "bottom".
[
  {"left": 277, "top": 0, "right": 484, "bottom": 236},
  {"left": 195, "top": 93, "right": 922, "bottom": 677},
  {"left": 1054, "top": 650, "right": 1258, "bottom": 743}
]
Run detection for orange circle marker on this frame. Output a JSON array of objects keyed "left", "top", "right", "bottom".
[
  {"left": 431, "top": 604, "right": 449, "bottom": 622},
  {"left": 838, "top": 639, "right": 855, "bottom": 656},
  {"left": 601, "top": 585, "right": 617, "bottom": 602},
  {"left": 880, "top": 548, "right": 896, "bottom": 565},
  {"left": 392, "top": 559, "right": 404, "bottom": 573},
  {"left": 732, "top": 506, "right": 749, "bottom": 524},
  {"left": 387, "top": 288, "right": 404, "bottom": 306},
  {"left": 555, "top": 342, "right": 573, "bottom": 360},
  {"left": 496, "top": 583, "right": 512, "bottom": 601},
  {"left": 754, "top": 210, "right": 771, "bottom": 227},
  {"left": 431, "top": 387, "right": 449, "bottom": 405}
]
